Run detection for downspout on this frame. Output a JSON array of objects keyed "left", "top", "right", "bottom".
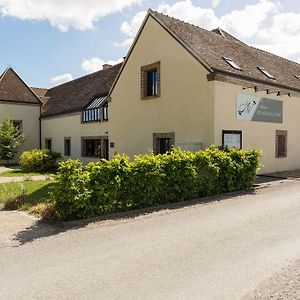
[{"left": 39, "top": 105, "right": 42, "bottom": 149}]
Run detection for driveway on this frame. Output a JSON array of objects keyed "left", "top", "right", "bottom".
[{"left": 1, "top": 179, "right": 300, "bottom": 299}]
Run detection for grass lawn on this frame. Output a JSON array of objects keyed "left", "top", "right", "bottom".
[
  {"left": 0, "top": 181, "right": 56, "bottom": 215},
  {"left": 0, "top": 169, "right": 48, "bottom": 177}
]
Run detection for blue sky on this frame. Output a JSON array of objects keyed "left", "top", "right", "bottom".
[{"left": 0, "top": 0, "right": 299, "bottom": 88}]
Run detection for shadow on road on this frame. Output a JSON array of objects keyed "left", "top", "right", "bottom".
[{"left": 12, "top": 187, "right": 260, "bottom": 246}]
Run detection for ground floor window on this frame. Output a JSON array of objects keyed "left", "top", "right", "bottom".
[
  {"left": 222, "top": 130, "right": 242, "bottom": 149},
  {"left": 13, "top": 120, "right": 22, "bottom": 132},
  {"left": 45, "top": 138, "right": 52, "bottom": 151},
  {"left": 64, "top": 137, "right": 71, "bottom": 156},
  {"left": 153, "top": 132, "right": 175, "bottom": 154},
  {"left": 81, "top": 136, "right": 109, "bottom": 159},
  {"left": 275, "top": 130, "right": 287, "bottom": 158}
]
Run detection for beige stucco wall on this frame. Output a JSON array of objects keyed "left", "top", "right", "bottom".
[
  {"left": 214, "top": 81, "right": 300, "bottom": 173},
  {"left": 109, "top": 16, "right": 215, "bottom": 159},
  {"left": 41, "top": 113, "right": 109, "bottom": 164},
  {"left": 0, "top": 102, "right": 40, "bottom": 163}
]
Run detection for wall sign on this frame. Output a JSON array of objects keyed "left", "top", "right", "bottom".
[{"left": 237, "top": 94, "right": 283, "bottom": 123}]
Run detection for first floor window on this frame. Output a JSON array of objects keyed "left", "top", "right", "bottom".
[
  {"left": 103, "top": 103, "right": 108, "bottom": 121},
  {"left": 45, "top": 138, "right": 52, "bottom": 151},
  {"left": 153, "top": 132, "right": 175, "bottom": 155},
  {"left": 64, "top": 138, "right": 71, "bottom": 156},
  {"left": 141, "top": 61, "right": 160, "bottom": 99},
  {"left": 275, "top": 130, "right": 287, "bottom": 158},
  {"left": 222, "top": 130, "right": 242, "bottom": 149}
]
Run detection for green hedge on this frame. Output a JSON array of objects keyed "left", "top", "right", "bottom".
[
  {"left": 20, "top": 149, "right": 61, "bottom": 173},
  {"left": 51, "top": 147, "right": 261, "bottom": 220}
]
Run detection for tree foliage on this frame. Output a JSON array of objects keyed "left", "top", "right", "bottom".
[{"left": 0, "top": 115, "right": 24, "bottom": 164}]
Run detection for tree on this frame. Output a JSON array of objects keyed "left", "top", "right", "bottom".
[{"left": 0, "top": 115, "right": 25, "bottom": 164}]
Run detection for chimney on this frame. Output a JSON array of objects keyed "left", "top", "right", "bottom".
[{"left": 103, "top": 64, "right": 112, "bottom": 70}]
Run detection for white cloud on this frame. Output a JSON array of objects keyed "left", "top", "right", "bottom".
[
  {"left": 212, "top": 0, "right": 220, "bottom": 8},
  {"left": 81, "top": 57, "right": 123, "bottom": 74},
  {"left": 0, "top": 0, "right": 143, "bottom": 31},
  {"left": 50, "top": 73, "right": 73, "bottom": 85},
  {"left": 114, "top": 38, "right": 134, "bottom": 48},
  {"left": 219, "top": 0, "right": 279, "bottom": 39},
  {"left": 121, "top": 10, "right": 147, "bottom": 37}
]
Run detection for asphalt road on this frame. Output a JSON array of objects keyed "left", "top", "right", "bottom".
[{"left": 1, "top": 179, "right": 300, "bottom": 299}]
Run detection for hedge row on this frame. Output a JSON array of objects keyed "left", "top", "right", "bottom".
[{"left": 51, "top": 147, "right": 261, "bottom": 220}]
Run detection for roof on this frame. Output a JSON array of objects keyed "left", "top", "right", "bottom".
[
  {"left": 0, "top": 68, "right": 41, "bottom": 104},
  {"left": 119, "top": 10, "right": 300, "bottom": 94},
  {"left": 31, "top": 87, "right": 48, "bottom": 100},
  {"left": 42, "top": 63, "right": 122, "bottom": 117}
]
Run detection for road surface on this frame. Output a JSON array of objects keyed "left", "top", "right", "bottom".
[{"left": 1, "top": 179, "right": 300, "bottom": 299}]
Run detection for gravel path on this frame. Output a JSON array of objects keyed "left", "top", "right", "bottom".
[
  {"left": 0, "top": 175, "right": 51, "bottom": 183},
  {"left": 244, "top": 259, "right": 300, "bottom": 299}
]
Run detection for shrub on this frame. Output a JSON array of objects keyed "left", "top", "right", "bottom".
[
  {"left": 51, "top": 147, "right": 261, "bottom": 220},
  {"left": 29, "top": 203, "right": 57, "bottom": 222},
  {"left": 20, "top": 149, "right": 61, "bottom": 173},
  {"left": 51, "top": 160, "right": 92, "bottom": 220}
]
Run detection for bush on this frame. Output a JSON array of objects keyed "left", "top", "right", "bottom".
[
  {"left": 29, "top": 203, "right": 57, "bottom": 222},
  {"left": 50, "top": 160, "right": 92, "bottom": 220},
  {"left": 20, "top": 149, "right": 61, "bottom": 173},
  {"left": 51, "top": 147, "right": 261, "bottom": 220}
]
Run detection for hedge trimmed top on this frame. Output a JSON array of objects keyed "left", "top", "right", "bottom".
[{"left": 51, "top": 147, "right": 261, "bottom": 220}]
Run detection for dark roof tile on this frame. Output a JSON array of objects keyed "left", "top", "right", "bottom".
[
  {"left": 0, "top": 68, "right": 41, "bottom": 104},
  {"left": 42, "top": 63, "right": 122, "bottom": 117}
]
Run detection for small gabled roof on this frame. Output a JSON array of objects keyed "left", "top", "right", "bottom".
[
  {"left": 41, "top": 63, "right": 122, "bottom": 117},
  {"left": 31, "top": 87, "right": 48, "bottom": 101},
  {"left": 0, "top": 68, "right": 41, "bottom": 104}
]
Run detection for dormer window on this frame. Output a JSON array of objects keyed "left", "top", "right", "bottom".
[
  {"left": 223, "top": 57, "right": 242, "bottom": 70},
  {"left": 258, "top": 67, "right": 275, "bottom": 80},
  {"left": 82, "top": 96, "right": 108, "bottom": 123}
]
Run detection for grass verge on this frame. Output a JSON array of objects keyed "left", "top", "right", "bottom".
[
  {"left": 0, "top": 181, "right": 56, "bottom": 220},
  {"left": 0, "top": 169, "right": 48, "bottom": 177}
]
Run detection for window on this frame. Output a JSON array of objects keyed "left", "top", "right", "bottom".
[
  {"left": 12, "top": 120, "right": 22, "bottom": 132},
  {"left": 103, "top": 103, "right": 108, "bottom": 121},
  {"left": 64, "top": 137, "right": 71, "bottom": 156},
  {"left": 45, "top": 138, "right": 52, "bottom": 151},
  {"left": 222, "top": 130, "right": 242, "bottom": 149},
  {"left": 141, "top": 61, "right": 160, "bottom": 99},
  {"left": 275, "top": 130, "right": 287, "bottom": 158},
  {"left": 81, "top": 137, "right": 109, "bottom": 159},
  {"left": 153, "top": 132, "right": 175, "bottom": 155},
  {"left": 82, "top": 108, "right": 101, "bottom": 123},
  {"left": 257, "top": 67, "right": 275, "bottom": 80},
  {"left": 223, "top": 57, "right": 242, "bottom": 70}
]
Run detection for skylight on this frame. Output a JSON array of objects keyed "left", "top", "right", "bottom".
[
  {"left": 257, "top": 67, "right": 275, "bottom": 80},
  {"left": 223, "top": 57, "right": 242, "bottom": 70},
  {"left": 294, "top": 74, "right": 300, "bottom": 80}
]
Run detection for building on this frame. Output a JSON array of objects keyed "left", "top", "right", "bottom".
[
  {"left": 109, "top": 10, "right": 300, "bottom": 173},
  {"left": 1, "top": 9, "right": 300, "bottom": 173},
  {"left": 0, "top": 68, "right": 42, "bottom": 162}
]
